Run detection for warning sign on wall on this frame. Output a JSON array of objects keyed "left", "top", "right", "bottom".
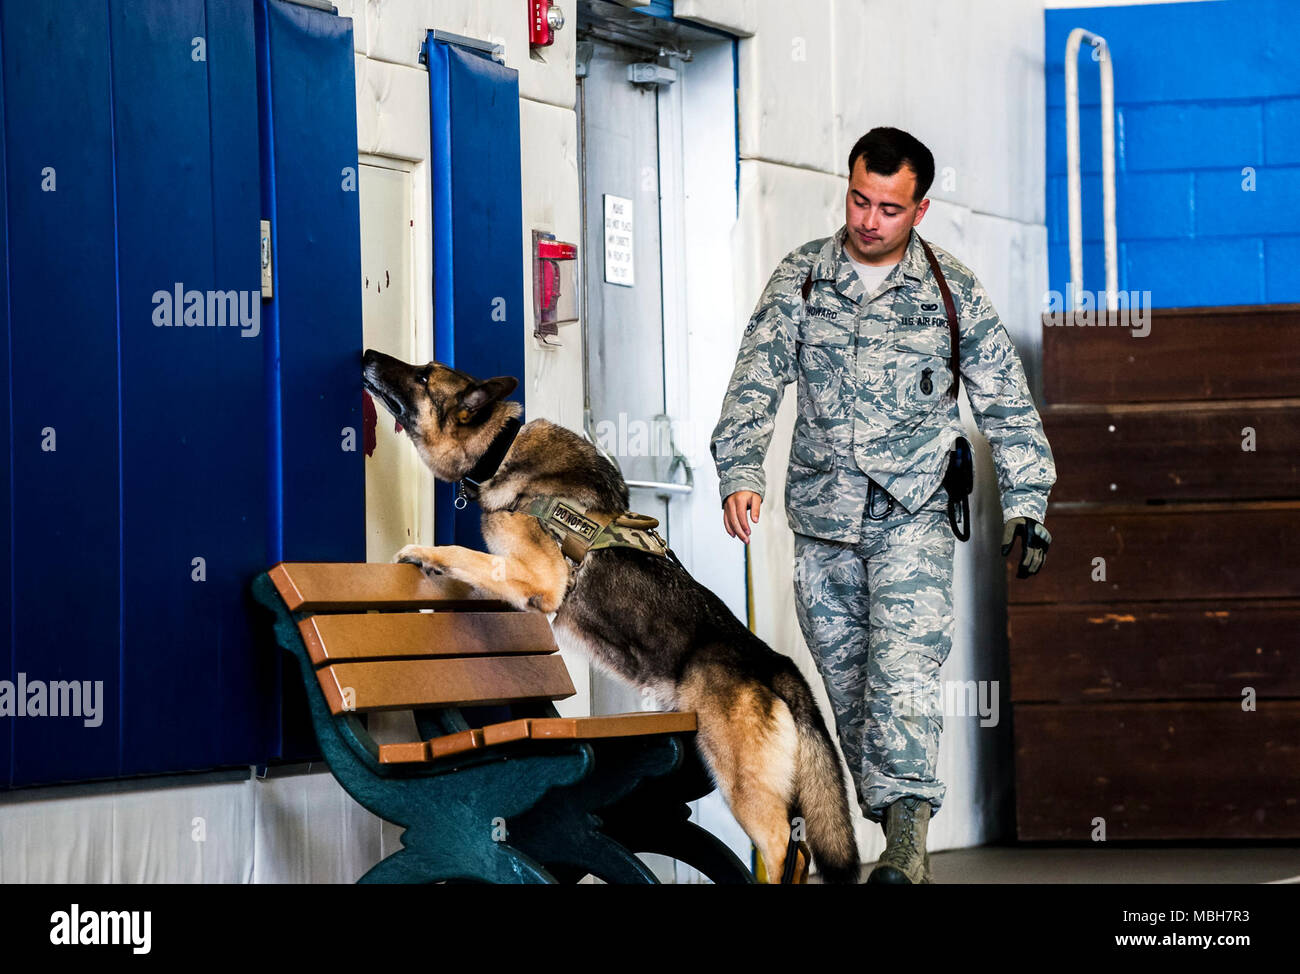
[{"left": 603, "top": 194, "right": 634, "bottom": 287}]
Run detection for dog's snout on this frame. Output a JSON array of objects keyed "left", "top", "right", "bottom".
[{"left": 362, "top": 348, "right": 413, "bottom": 376}]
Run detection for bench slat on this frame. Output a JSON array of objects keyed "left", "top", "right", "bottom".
[
  {"left": 483, "top": 713, "right": 697, "bottom": 745},
  {"left": 299, "top": 612, "right": 558, "bottom": 665},
  {"left": 269, "top": 562, "right": 513, "bottom": 613},
  {"left": 376, "top": 712, "right": 700, "bottom": 764},
  {"left": 529, "top": 712, "right": 697, "bottom": 738},
  {"left": 316, "top": 655, "right": 576, "bottom": 715},
  {"left": 377, "top": 741, "right": 430, "bottom": 764},
  {"left": 428, "top": 728, "right": 488, "bottom": 760},
  {"left": 483, "top": 712, "right": 696, "bottom": 738}
]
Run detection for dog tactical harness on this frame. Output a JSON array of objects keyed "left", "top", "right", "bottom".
[
  {"left": 522, "top": 495, "right": 676, "bottom": 564},
  {"left": 454, "top": 416, "right": 680, "bottom": 565},
  {"left": 800, "top": 232, "right": 974, "bottom": 541}
]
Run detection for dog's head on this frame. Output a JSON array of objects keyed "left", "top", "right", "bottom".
[{"left": 362, "top": 349, "right": 520, "bottom": 481}]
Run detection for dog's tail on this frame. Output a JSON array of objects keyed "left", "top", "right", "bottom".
[{"left": 774, "top": 670, "right": 860, "bottom": 884}]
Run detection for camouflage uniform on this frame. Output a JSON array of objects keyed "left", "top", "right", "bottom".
[{"left": 710, "top": 225, "right": 1056, "bottom": 824}]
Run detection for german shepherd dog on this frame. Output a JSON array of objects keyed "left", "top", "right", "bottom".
[{"left": 362, "top": 350, "right": 860, "bottom": 884}]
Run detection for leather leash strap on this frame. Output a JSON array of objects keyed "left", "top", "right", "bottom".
[{"left": 916, "top": 235, "right": 961, "bottom": 398}]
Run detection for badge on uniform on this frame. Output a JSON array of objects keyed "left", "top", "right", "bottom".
[{"left": 920, "top": 367, "right": 933, "bottom": 395}]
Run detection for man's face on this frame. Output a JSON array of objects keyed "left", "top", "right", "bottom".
[{"left": 843, "top": 158, "right": 930, "bottom": 265}]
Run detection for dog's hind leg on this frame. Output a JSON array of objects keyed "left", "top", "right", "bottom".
[
  {"left": 683, "top": 671, "right": 800, "bottom": 884},
  {"left": 393, "top": 511, "right": 569, "bottom": 613}
]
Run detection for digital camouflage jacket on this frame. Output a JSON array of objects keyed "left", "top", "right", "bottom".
[{"left": 709, "top": 225, "right": 1057, "bottom": 543}]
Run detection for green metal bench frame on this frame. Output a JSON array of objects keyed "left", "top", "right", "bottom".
[{"left": 252, "top": 569, "right": 753, "bottom": 884}]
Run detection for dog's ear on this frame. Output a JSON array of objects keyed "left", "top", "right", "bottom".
[{"left": 454, "top": 376, "right": 518, "bottom": 423}]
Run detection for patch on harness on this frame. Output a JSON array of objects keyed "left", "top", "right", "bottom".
[{"left": 549, "top": 503, "right": 599, "bottom": 541}]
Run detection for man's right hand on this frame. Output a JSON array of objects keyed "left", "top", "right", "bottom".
[{"left": 722, "top": 490, "right": 762, "bottom": 544}]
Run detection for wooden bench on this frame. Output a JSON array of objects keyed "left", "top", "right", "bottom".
[{"left": 252, "top": 562, "right": 754, "bottom": 884}]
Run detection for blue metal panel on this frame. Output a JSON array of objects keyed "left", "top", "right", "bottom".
[
  {"left": 0, "top": 7, "right": 10, "bottom": 788},
  {"left": 260, "top": 0, "right": 363, "bottom": 563},
  {"left": 112, "top": 0, "right": 215, "bottom": 775},
  {"left": 424, "top": 37, "right": 525, "bottom": 549},
  {"left": 0, "top": 0, "right": 358, "bottom": 784},
  {"left": 111, "top": 0, "right": 269, "bottom": 776},
  {"left": 258, "top": 0, "right": 364, "bottom": 759},
  {"left": 2, "top": 0, "right": 121, "bottom": 785},
  {"left": 204, "top": 0, "right": 277, "bottom": 767}
]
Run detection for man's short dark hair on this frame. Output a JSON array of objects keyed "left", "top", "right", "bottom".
[{"left": 847, "top": 127, "right": 935, "bottom": 203}]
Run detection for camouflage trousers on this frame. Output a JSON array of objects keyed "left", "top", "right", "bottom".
[{"left": 792, "top": 478, "right": 955, "bottom": 826}]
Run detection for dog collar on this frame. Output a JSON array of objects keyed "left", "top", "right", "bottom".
[{"left": 458, "top": 416, "right": 522, "bottom": 506}]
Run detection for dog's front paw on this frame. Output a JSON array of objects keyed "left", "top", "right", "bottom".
[{"left": 393, "top": 544, "right": 445, "bottom": 576}]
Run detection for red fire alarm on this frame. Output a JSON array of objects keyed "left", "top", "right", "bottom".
[
  {"left": 529, "top": 0, "right": 565, "bottom": 48},
  {"left": 533, "top": 230, "right": 578, "bottom": 344}
]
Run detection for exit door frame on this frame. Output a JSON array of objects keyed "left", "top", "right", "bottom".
[{"left": 576, "top": 18, "right": 751, "bottom": 882}]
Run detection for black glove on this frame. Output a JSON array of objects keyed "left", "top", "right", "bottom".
[{"left": 1001, "top": 516, "right": 1051, "bottom": 579}]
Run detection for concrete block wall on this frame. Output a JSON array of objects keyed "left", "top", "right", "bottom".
[
  {"left": 1046, "top": 0, "right": 1300, "bottom": 306},
  {"left": 712, "top": 0, "right": 1050, "bottom": 853}
]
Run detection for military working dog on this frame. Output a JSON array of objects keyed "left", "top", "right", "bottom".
[{"left": 361, "top": 349, "right": 860, "bottom": 884}]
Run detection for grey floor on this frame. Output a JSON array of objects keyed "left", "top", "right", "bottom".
[{"left": 865, "top": 844, "right": 1300, "bottom": 884}]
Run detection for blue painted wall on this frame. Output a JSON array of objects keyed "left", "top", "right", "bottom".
[{"left": 1046, "top": 0, "right": 1300, "bottom": 307}]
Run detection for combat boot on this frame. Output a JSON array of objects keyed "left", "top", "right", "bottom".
[{"left": 866, "top": 796, "right": 933, "bottom": 884}]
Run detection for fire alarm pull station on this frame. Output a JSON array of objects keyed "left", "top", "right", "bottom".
[
  {"left": 533, "top": 230, "right": 578, "bottom": 345},
  {"left": 529, "top": 1, "right": 565, "bottom": 49}
]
